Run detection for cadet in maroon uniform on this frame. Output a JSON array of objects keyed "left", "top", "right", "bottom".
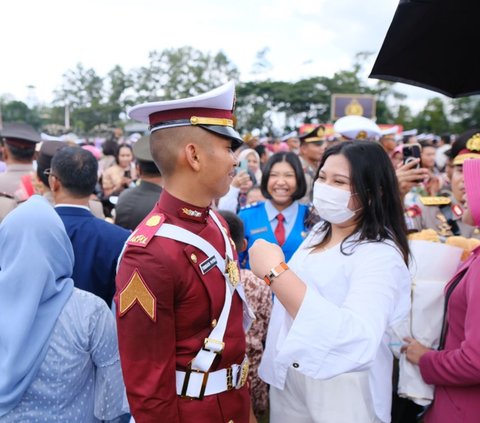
[{"left": 115, "top": 82, "right": 254, "bottom": 423}]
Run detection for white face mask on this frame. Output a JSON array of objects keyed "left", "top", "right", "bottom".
[{"left": 313, "top": 182, "right": 357, "bottom": 224}]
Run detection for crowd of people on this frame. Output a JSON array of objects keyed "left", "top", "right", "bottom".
[{"left": 0, "top": 80, "right": 479, "bottom": 423}]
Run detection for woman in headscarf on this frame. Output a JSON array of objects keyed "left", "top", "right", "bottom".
[
  {"left": 0, "top": 195, "right": 128, "bottom": 422},
  {"left": 402, "top": 158, "right": 480, "bottom": 423},
  {"left": 237, "top": 148, "right": 262, "bottom": 185}
]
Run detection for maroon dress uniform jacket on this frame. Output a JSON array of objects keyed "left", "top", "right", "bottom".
[
  {"left": 419, "top": 246, "right": 480, "bottom": 423},
  {"left": 115, "top": 190, "right": 249, "bottom": 423}
]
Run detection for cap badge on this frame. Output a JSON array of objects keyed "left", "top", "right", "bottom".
[
  {"left": 466, "top": 133, "right": 480, "bottom": 152},
  {"left": 356, "top": 130, "right": 368, "bottom": 140},
  {"left": 225, "top": 257, "right": 240, "bottom": 288}
]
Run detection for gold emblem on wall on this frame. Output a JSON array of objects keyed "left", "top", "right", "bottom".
[{"left": 345, "top": 99, "right": 364, "bottom": 116}]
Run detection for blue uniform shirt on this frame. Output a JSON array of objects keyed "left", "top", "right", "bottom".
[{"left": 238, "top": 200, "right": 309, "bottom": 269}]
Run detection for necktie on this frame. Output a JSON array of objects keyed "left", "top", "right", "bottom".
[{"left": 275, "top": 213, "right": 285, "bottom": 246}]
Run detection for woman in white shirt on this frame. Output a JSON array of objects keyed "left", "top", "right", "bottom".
[{"left": 249, "top": 141, "right": 411, "bottom": 423}]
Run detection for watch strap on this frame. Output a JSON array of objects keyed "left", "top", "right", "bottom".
[{"left": 264, "top": 262, "right": 289, "bottom": 286}]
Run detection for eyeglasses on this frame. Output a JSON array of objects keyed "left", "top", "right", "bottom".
[{"left": 43, "top": 168, "right": 58, "bottom": 178}]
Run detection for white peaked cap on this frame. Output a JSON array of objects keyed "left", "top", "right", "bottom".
[
  {"left": 126, "top": 81, "right": 242, "bottom": 147},
  {"left": 334, "top": 115, "right": 381, "bottom": 140}
]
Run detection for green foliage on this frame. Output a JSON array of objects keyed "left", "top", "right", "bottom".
[
  {"left": 413, "top": 98, "right": 450, "bottom": 133},
  {"left": 2, "top": 47, "right": 480, "bottom": 136},
  {"left": 1, "top": 100, "right": 42, "bottom": 129}
]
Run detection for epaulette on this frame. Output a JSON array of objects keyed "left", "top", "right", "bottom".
[
  {"left": 127, "top": 212, "right": 165, "bottom": 248},
  {"left": 420, "top": 196, "right": 451, "bottom": 206}
]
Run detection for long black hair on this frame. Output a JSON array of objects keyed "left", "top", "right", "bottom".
[{"left": 314, "top": 141, "right": 409, "bottom": 265}]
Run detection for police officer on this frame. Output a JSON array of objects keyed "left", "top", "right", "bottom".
[
  {"left": 0, "top": 122, "right": 40, "bottom": 198},
  {"left": 298, "top": 125, "right": 326, "bottom": 204},
  {"left": 115, "top": 82, "right": 254, "bottom": 423},
  {"left": 414, "top": 129, "right": 480, "bottom": 238}
]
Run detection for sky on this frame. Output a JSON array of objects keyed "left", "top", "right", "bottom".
[{"left": 0, "top": 0, "right": 436, "bottom": 114}]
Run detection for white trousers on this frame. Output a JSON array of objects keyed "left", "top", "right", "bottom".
[{"left": 270, "top": 368, "right": 383, "bottom": 423}]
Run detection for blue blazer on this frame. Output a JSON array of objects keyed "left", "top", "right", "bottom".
[
  {"left": 238, "top": 202, "right": 309, "bottom": 269},
  {"left": 56, "top": 206, "right": 130, "bottom": 305}
]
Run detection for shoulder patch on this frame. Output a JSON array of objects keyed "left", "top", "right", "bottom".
[
  {"left": 128, "top": 213, "right": 165, "bottom": 248},
  {"left": 420, "top": 196, "right": 451, "bottom": 206},
  {"left": 118, "top": 269, "right": 156, "bottom": 321}
]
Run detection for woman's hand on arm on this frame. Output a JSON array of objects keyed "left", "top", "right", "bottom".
[
  {"left": 249, "top": 239, "right": 306, "bottom": 318},
  {"left": 401, "top": 336, "right": 432, "bottom": 365}
]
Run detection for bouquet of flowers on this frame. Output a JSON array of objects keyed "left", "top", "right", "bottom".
[{"left": 393, "top": 230, "right": 479, "bottom": 405}]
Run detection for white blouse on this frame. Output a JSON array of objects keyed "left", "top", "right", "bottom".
[{"left": 259, "top": 227, "right": 411, "bottom": 423}]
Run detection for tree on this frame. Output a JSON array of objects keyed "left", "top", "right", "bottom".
[
  {"left": 131, "top": 46, "right": 240, "bottom": 102},
  {"left": 413, "top": 98, "right": 450, "bottom": 133},
  {"left": 1, "top": 100, "right": 42, "bottom": 129},
  {"left": 54, "top": 63, "right": 104, "bottom": 109},
  {"left": 449, "top": 96, "right": 480, "bottom": 133}
]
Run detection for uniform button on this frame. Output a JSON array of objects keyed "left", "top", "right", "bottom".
[
  {"left": 211, "top": 319, "right": 217, "bottom": 328},
  {"left": 190, "top": 253, "right": 197, "bottom": 263},
  {"left": 292, "top": 362, "right": 299, "bottom": 368}
]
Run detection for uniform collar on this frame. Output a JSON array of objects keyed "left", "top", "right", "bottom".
[
  {"left": 265, "top": 199, "right": 298, "bottom": 223},
  {"left": 159, "top": 190, "right": 210, "bottom": 223}
]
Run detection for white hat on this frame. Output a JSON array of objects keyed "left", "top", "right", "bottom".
[
  {"left": 127, "top": 81, "right": 242, "bottom": 148},
  {"left": 402, "top": 129, "right": 418, "bottom": 137},
  {"left": 333, "top": 115, "right": 381, "bottom": 140},
  {"left": 380, "top": 125, "right": 399, "bottom": 136}
]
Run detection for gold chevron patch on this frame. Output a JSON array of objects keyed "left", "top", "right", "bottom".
[{"left": 119, "top": 269, "right": 156, "bottom": 321}]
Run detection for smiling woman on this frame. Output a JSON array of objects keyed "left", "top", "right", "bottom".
[{"left": 238, "top": 152, "right": 310, "bottom": 269}]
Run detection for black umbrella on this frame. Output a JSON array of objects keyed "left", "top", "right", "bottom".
[{"left": 370, "top": 0, "right": 480, "bottom": 98}]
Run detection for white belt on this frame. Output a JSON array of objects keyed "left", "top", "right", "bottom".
[{"left": 176, "top": 357, "right": 249, "bottom": 400}]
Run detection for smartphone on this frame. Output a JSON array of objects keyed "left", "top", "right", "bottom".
[
  {"left": 124, "top": 169, "right": 131, "bottom": 178},
  {"left": 402, "top": 144, "right": 422, "bottom": 168},
  {"left": 237, "top": 159, "right": 249, "bottom": 173}
]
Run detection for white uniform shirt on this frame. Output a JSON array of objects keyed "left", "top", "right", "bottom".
[{"left": 259, "top": 226, "right": 411, "bottom": 423}]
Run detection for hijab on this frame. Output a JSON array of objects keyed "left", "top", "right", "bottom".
[
  {"left": 237, "top": 148, "right": 262, "bottom": 185},
  {"left": 0, "top": 195, "right": 74, "bottom": 416}
]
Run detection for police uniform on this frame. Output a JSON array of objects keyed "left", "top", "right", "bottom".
[
  {"left": 298, "top": 125, "right": 327, "bottom": 204},
  {"left": 115, "top": 82, "right": 253, "bottom": 423},
  {"left": 406, "top": 132, "right": 480, "bottom": 239},
  {"left": 0, "top": 123, "right": 40, "bottom": 197}
]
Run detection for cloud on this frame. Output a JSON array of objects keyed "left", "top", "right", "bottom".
[{"left": 0, "top": 0, "right": 436, "bottom": 111}]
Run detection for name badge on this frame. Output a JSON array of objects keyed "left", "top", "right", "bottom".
[
  {"left": 251, "top": 227, "right": 268, "bottom": 235},
  {"left": 200, "top": 256, "right": 217, "bottom": 274}
]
